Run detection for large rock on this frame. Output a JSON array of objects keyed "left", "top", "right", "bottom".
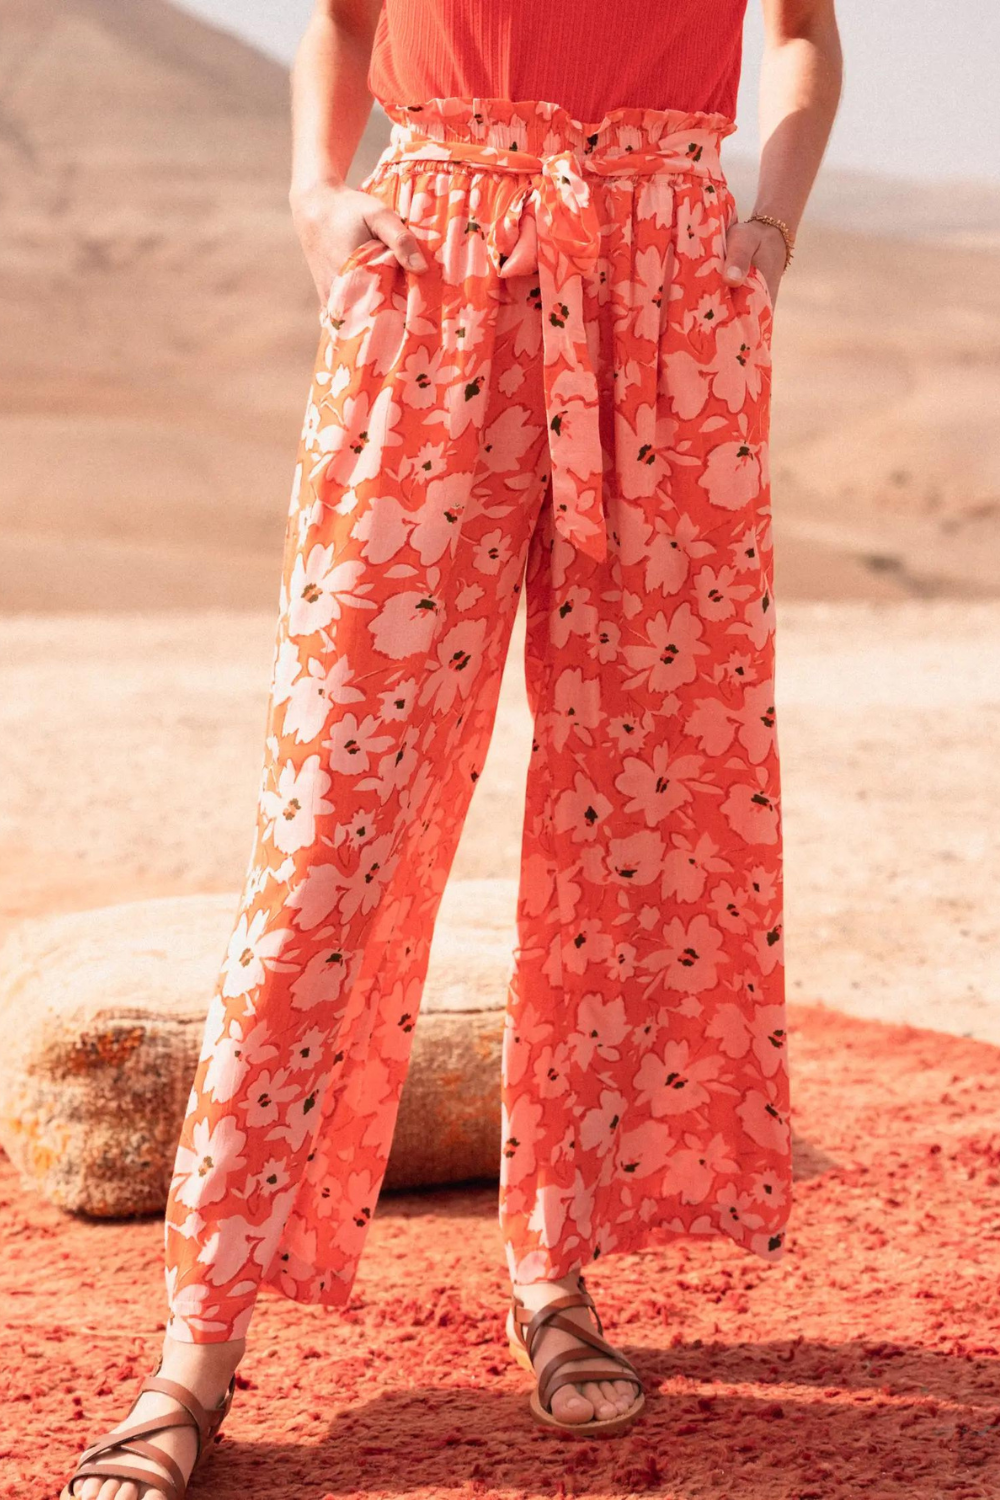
[{"left": 0, "top": 880, "right": 517, "bottom": 1216}]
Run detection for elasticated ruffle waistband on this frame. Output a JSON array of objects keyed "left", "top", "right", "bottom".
[{"left": 377, "top": 95, "right": 736, "bottom": 180}]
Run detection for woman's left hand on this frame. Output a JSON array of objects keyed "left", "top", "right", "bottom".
[{"left": 723, "top": 219, "right": 787, "bottom": 307}]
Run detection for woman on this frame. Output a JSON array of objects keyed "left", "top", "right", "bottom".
[{"left": 64, "top": 0, "right": 842, "bottom": 1492}]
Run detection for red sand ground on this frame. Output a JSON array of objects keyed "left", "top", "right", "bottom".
[{"left": 2, "top": 1002, "right": 999, "bottom": 1500}]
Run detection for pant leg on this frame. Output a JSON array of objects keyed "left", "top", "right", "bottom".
[
  {"left": 164, "top": 164, "right": 551, "bottom": 1341},
  {"left": 499, "top": 166, "right": 792, "bottom": 1283}
]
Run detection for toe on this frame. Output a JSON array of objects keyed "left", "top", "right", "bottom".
[
  {"left": 580, "top": 1380, "right": 617, "bottom": 1420},
  {"left": 612, "top": 1377, "right": 638, "bottom": 1411},
  {"left": 77, "top": 1483, "right": 102, "bottom": 1500},
  {"left": 598, "top": 1379, "right": 620, "bottom": 1408},
  {"left": 549, "top": 1383, "right": 595, "bottom": 1425}
]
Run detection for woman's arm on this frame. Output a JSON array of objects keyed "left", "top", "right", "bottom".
[
  {"left": 289, "top": 0, "right": 428, "bottom": 307},
  {"left": 724, "top": 0, "right": 844, "bottom": 304}
]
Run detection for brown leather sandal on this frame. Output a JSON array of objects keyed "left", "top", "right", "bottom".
[
  {"left": 60, "top": 1366, "right": 236, "bottom": 1500},
  {"left": 507, "top": 1273, "right": 646, "bottom": 1436}
]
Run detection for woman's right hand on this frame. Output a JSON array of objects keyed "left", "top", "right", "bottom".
[{"left": 289, "top": 182, "right": 429, "bottom": 309}]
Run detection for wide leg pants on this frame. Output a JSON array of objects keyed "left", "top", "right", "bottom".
[{"left": 164, "top": 97, "right": 791, "bottom": 1342}]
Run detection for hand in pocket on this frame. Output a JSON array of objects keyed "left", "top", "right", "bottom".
[
  {"left": 290, "top": 182, "right": 430, "bottom": 310},
  {"left": 722, "top": 217, "right": 785, "bottom": 310}
]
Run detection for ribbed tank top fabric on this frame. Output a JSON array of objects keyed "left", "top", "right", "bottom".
[{"left": 367, "top": 0, "right": 748, "bottom": 125}]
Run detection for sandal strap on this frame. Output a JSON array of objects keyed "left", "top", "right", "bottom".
[
  {"left": 80, "top": 1409, "right": 197, "bottom": 1461},
  {"left": 535, "top": 1312, "right": 615, "bottom": 1363},
  {"left": 140, "top": 1375, "right": 215, "bottom": 1449},
  {"left": 536, "top": 1342, "right": 643, "bottom": 1411},
  {"left": 510, "top": 1287, "right": 643, "bottom": 1415},
  {"left": 71, "top": 1425, "right": 188, "bottom": 1499},
  {"left": 523, "top": 1299, "right": 613, "bottom": 1364},
  {"left": 542, "top": 1361, "right": 642, "bottom": 1409},
  {"left": 210, "top": 1375, "right": 237, "bottom": 1437},
  {"left": 514, "top": 1291, "right": 587, "bottom": 1347},
  {"left": 66, "top": 1369, "right": 236, "bottom": 1500},
  {"left": 545, "top": 1356, "right": 642, "bottom": 1389},
  {"left": 69, "top": 1457, "right": 182, "bottom": 1500},
  {"left": 574, "top": 1280, "right": 604, "bottom": 1334},
  {"left": 510, "top": 1291, "right": 578, "bottom": 1324},
  {"left": 118, "top": 1437, "right": 188, "bottom": 1495},
  {"left": 510, "top": 1293, "right": 607, "bottom": 1357}
]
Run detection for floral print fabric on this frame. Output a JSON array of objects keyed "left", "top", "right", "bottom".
[{"left": 164, "top": 97, "right": 791, "bottom": 1343}]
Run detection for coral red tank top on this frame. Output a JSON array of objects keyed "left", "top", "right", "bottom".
[{"left": 367, "top": 0, "right": 748, "bottom": 125}]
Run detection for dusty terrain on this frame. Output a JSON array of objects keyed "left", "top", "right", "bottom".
[
  {"left": 7, "top": 1004, "right": 1000, "bottom": 1500},
  {"left": 2, "top": 600, "right": 998, "bottom": 1044}
]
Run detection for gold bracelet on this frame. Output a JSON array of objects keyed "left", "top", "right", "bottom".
[{"left": 747, "top": 212, "right": 795, "bottom": 270}]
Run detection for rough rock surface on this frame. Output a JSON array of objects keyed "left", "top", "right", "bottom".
[{"left": 0, "top": 879, "right": 515, "bottom": 1216}]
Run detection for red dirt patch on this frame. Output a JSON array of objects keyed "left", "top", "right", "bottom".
[{"left": 2, "top": 1002, "right": 999, "bottom": 1499}]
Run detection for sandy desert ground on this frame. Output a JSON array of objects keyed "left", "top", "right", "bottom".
[
  {"left": 2, "top": 599, "right": 998, "bottom": 1045},
  {"left": 1, "top": 1, "right": 998, "bottom": 1046}
]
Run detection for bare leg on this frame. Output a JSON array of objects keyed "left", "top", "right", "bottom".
[{"left": 70, "top": 1335, "right": 245, "bottom": 1500}]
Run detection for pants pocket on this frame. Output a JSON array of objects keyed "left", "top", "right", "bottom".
[
  {"left": 322, "top": 236, "right": 398, "bottom": 323},
  {"left": 746, "top": 261, "right": 775, "bottom": 316}
]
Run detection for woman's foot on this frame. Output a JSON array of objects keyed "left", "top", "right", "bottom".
[
  {"left": 508, "top": 1273, "right": 641, "bottom": 1426},
  {"left": 68, "top": 1335, "right": 245, "bottom": 1500}
]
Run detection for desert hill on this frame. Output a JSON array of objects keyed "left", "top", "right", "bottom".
[{"left": 2, "top": 0, "right": 999, "bottom": 610}]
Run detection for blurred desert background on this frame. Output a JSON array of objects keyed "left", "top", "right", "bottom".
[{"left": 2, "top": 0, "right": 999, "bottom": 1038}]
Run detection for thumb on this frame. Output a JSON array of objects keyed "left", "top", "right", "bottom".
[
  {"left": 370, "top": 208, "right": 428, "bottom": 272},
  {"left": 723, "top": 225, "right": 755, "bottom": 288}
]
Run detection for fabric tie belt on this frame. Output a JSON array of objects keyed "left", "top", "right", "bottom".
[{"left": 375, "top": 124, "right": 727, "bottom": 566}]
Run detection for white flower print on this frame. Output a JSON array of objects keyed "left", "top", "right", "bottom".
[
  {"left": 220, "top": 909, "right": 297, "bottom": 1001},
  {"left": 287, "top": 547, "right": 371, "bottom": 638},
  {"left": 165, "top": 104, "right": 790, "bottom": 1340},
  {"left": 172, "top": 1115, "right": 248, "bottom": 1209},
  {"left": 259, "top": 754, "right": 334, "bottom": 855}
]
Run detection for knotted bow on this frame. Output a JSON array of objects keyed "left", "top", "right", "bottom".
[{"left": 377, "top": 128, "right": 725, "bottom": 567}]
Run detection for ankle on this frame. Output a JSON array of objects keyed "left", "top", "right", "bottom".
[
  {"left": 513, "top": 1270, "right": 582, "bottom": 1304},
  {"left": 158, "top": 1334, "right": 246, "bottom": 1403}
]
